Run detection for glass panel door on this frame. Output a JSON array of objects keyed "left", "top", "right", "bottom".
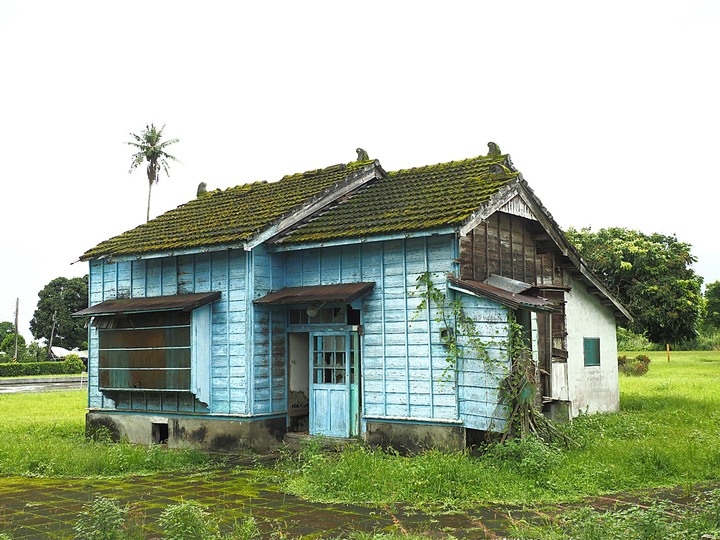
[{"left": 309, "top": 332, "right": 357, "bottom": 437}]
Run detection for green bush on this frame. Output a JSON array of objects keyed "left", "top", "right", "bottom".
[
  {"left": 616, "top": 327, "right": 654, "bottom": 351},
  {"left": 158, "top": 501, "right": 219, "bottom": 540},
  {"left": 484, "top": 436, "right": 562, "bottom": 476},
  {"left": 73, "top": 496, "right": 127, "bottom": 540},
  {"left": 0, "top": 355, "right": 84, "bottom": 377},
  {"left": 618, "top": 354, "right": 650, "bottom": 376},
  {"left": 228, "top": 514, "right": 261, "bottom": 540},
  {"left": 694, "top": 329, "right": 720, "bottom": 351}
]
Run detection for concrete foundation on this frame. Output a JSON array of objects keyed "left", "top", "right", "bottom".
[
  {"left": 542, "top": 400, "right": 572, "bottom": 423},
  {"left": 86, "top": 411, "right": 285, "bottom": 452},
  {"left": 364, "top": 420, "right": 466, "bottom": 454}
]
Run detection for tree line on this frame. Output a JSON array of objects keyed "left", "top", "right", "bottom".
[
  {"left": 1, "top": 276, "right": 88, "bottom": 362},
  {"left": 566, "top": 227, "right": 718, "bottom": 349}
]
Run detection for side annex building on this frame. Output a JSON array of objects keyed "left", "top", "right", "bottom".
[{"left": 75, "top": 145, "right": 630, "bottom": 452}]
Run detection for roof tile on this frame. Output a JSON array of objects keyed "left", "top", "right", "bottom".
[
  {"left": 81, "top": 161, "right": 374, "bottom": 260},
  {"left": 280, "top": 153, "right": 517, "bottom": 243},
  {"left": 81, "top": 152, "right": 518, "bottom": 259}
]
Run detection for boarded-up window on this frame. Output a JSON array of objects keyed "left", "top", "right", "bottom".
[
  {"left": 98, "top": 311, "right": 191, "bottom": 391},
  {"left": 583, "top": 337, "right": 601, "bottom": 367}
]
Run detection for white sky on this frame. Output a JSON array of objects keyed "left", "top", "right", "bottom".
[{"left": 1, "top": 1, "right": 718, "bottom": 339}]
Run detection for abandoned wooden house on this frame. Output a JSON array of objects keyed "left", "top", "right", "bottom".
[{"left": 75, "top": 144, "right": 630, "bottom": 452}]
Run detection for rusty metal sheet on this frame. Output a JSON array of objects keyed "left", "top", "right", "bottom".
[
  {"left": 254, "top": 282, "right": 375, "bottom": 305},
  {"left": 73, "top": 291, "right": 221, "bottom": 317},
  {"left": 448, "top": 276, "right": 555, "bottom": 313}
]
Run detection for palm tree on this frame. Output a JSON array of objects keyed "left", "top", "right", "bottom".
[{"left": 127, "top": 124, "right": 180, "bottom": 222}]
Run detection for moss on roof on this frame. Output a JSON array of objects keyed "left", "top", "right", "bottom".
[
  {"left": 81, "top": 152, "right": 519, "bottom": 260},
  {"left": 280, "top": 153, "right": 518, "bottom": 243},
  {"left": 81, "top": 161, "right": 374, "bottom": 260}
]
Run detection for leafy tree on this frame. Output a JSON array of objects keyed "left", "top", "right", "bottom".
[
  {"left": 0, "top": 321, "right": 15, "bottom": 337},
  {"left": 565, "top": 227, "right": 703, "bottom": 345},
  {"left": 30, "top": 276, "right": 89, "bottom": 350},
  {"left": 0, "top": 322, "right": 22, "bottom": 361},
  {"left": 127, "top": 123, "right": 180, "bottom": 222},
  {"left": 26, "top": 341, "right": 48, "bottom": 362},
  {"left": 704, "top": 281, "right": 720, "bottom": 329},
  {"left": 1, "top": 333, "right": 26, "bottom": 361}
]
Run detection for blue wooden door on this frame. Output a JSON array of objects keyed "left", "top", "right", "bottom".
[{"left": 309, "top": 332, "right": 358, "bottom": 437}]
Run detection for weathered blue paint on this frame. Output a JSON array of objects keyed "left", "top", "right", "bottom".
[
  {"left": 84, "top": 229, "right": 514, "bottom": 440},
  {"left": 87, "top": 250, "right": 250, "bottom": 416},
  {"left": 190, "top": 304, "right": 212, "bottom": 406},
  {"left": 283, "top": 236, "right": 464, "bottom": 424},
  {"left": 269, "top": 227, "right": 457, "bottom": 252},
  {"left": 309, "top": 331, "right": 351, "bottom": 437},
  {"left": 454, "top": 293, "right": 511, "bottom": 432}
]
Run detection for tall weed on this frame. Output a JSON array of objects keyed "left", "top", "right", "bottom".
[
  {"left": 158, "top": 501, "right": 218, "bottom": 540},
  {"left": 281, "top": 351, "right": 720, "bottom": 508},
  {"left": 73, "top": 496, "right": 128, "bottom": 540}
]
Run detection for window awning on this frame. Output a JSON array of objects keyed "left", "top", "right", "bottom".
[
  {"left": 73, "top": 291, "right": 222, "bottom": 317},
  {"left": 447, "top": 276, "right": 555, "bottom": 313},
  {"left": 254, "top": 282, "right": 375, "bottom": 305}
]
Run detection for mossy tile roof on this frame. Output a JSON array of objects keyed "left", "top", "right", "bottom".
[
  {"left": 81, "top": 161, "right": 374, "bottom": 260},
  {"left": 279, "top": 153, "right": 518, "bottom": 243}
]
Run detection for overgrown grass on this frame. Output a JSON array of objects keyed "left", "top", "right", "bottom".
[
  {"left": 0, "top": 390, "right": 211, "bottom": 477},
  {"left": 512, "top": 488, "right": 720, "bottom": 539},
  {"left": 277, "top": 351, "right": 720, "bottom": 509}
]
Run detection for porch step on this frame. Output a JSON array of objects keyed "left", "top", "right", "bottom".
[{"left": 284, "top": 432, "right": 360, "bottom": 452}]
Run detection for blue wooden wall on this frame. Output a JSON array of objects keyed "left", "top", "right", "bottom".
[
  {"left": 454, "top": 294, "right": 510, "bottom": 432},
  {"left": 86, "top": 232, "right": 511, "bottom": 432},
  {"left": 276, "top": 234, "right": 511, "bottom": 427},
  {"left": 251, "top": 244, "right": 288, "bottom": 415},
  {"left": 87, "top": 249, "right": 250, "bottom": 416}
]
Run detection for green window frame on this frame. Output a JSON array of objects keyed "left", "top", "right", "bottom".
[{"left": 583, "top": 337, "right": 601, "bottom": 367}]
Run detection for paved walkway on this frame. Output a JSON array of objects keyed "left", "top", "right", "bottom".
[
  {"left": 0, "top": 462, "right": 716, "bottom": 539},
  {"left": 0, "top": 376, "right": 86, "bottom": 394}
]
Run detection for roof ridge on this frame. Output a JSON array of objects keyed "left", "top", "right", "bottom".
[
  {"left": 80, "top": 158, "right": 383, "bottom": 260},
  {"left": 389, "top": 152, "right": 508, "bottom": 176}
]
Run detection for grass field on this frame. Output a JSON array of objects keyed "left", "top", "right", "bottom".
[
  {"left": 1, "top": 351, "right": 718, "bottom": 504},
  {"left": 0, "top": 391, "right": 210, "bottom": 477},
  {"left": 278, "top": 350, "right": 720, "bottom": 508}
]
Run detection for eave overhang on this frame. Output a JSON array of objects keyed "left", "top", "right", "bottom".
[
  {"left": 447, "top": 275, "right": 555, "bottom": 313},
  {"left": 254, "top": 282, "right": 375, "bottom": 305},
  {"left": 73, "top": 291, "right": 222, "bottom": 317}
]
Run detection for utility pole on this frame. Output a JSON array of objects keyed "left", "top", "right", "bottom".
[
  {"left": 13, "top": 298, "right": 19, "bottom": 361},
  {"left": 48, "top": 310, "right": 57, "bottom": 360}
]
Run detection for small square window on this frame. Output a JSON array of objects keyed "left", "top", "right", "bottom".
[{"left": 584, "top": 338, "right": 601, "bottom": 367}]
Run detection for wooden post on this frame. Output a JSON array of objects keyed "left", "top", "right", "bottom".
[
  {"left": 47, "top": 310, "right": 57, "bottom": 360},
  {"left": 667, "top": 343, "right": 671, "bottom": 363},
  {"left": 13, "top": 298, "right": 19, "bottom": 361}
]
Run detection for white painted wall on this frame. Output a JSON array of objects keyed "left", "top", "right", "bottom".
[{"left": 564, "top": 276, "right": 620, "bottom": 416}]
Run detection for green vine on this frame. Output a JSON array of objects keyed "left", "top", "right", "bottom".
[
  {"left": 414, "top": 272, "right": 576, "bottom": 447},
  {"left": 500, "top": 312, "right": 578, "bottom": 447},
  {"left": 413, "top": 272, "right": 498, "bottom": 379}
]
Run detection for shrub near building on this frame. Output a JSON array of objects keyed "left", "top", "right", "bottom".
[{"left": 618, "top": 354, "right": 651, "bottom": 376}]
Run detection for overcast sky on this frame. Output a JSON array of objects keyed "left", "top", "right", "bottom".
[{"left": 1, "top": 1, "right": 718, "bottom": 339}]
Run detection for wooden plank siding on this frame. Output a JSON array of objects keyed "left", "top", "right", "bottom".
[
  {"left": 459, "top": 212, "right": 566, "bottom": 288},
  {"left": 86, "top": 249, "right": 249, "bottom": 416},
  {"left": 279, "top": 235, "right": 463, "bottom": 423},
  {"left": 458, "top": 209, "right": 570, "bottom": 409},
  {"left": 455, "top": 294, "right": 511, "bottom": 431}
]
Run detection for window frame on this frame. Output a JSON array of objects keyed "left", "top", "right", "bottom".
[
  {"left": 583, "top": 337, "right": 601, "bottom": 367},
  {"left": 84, "top": 293, "right": 218, "bottom": 406}
]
